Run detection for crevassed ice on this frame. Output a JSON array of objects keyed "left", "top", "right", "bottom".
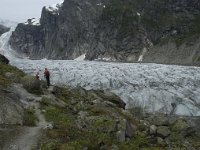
[{"left": 10, "top": 59, "right": 200, "bottom": 117}]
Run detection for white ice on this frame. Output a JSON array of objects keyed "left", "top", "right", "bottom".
[
  {"left": 1, "top": 25, "right": 200, "bottom": 116},
  {"left": 24, "top": 18, "right": 40, "bottom": 26}
]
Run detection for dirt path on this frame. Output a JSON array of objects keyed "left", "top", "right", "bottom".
[{"left": 2, "top": 100, "right": 49, "bottom": 150}]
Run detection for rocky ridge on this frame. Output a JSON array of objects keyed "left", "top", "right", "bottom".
[
  {"left": 0, "top": 55, "right": 200, "bottom": 149},
  {"left": 0, "top": 24, "right": 9, "bottom": 36},
  {"left": 9, "top": 0, "right": 200, "bottom": 65}
]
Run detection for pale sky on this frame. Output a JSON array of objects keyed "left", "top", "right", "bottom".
[{"left": 0, "top": 0, "right": 63, "bottom": 22}]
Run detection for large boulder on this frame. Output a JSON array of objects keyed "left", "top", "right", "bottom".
[
  {"left": 157, "top": 126, "right": 171, "bottom": 138},
  {"left": 172, "top": 119, "right": 191, "bottom": 132},
  {"left": 0, "top": 88, "right": 24, "bottom": 125},
  {"left": 21, "top": 75, "right": 43, "bottom": 95},
  {"left": 0, "top": 54, "right": 9, "bottom": 64},
  {"left": 94, "top": 90, "right": 126, "bottom": 109}
]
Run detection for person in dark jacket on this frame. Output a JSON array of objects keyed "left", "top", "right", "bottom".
[{"left": 44, "top": 68, "right": 50, "bottom": 87}]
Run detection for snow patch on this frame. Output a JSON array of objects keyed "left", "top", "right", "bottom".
[
  {"left": 24, "top": 18, "right": 40, "bottom": 26},
  {"left": 96, "top": 3, "right": 106, "bottom": 8},
  {"left": 45, "top": 0, "right": 64, "bottom": 15},
  {"left": 96, "top": 3, "right": 102, "bottom": 6},
  {"left": 138, "top": 47, "right": 147, "bottom": 62},
  {"left": 74, "top": 54, "right": 86, "bottom": 61}
]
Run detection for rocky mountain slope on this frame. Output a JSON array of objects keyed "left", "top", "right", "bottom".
[
  {"left": 9, "top": 0, "right": 200, "bottom": 65},
  {"left": 0, "top": 54, "right": 200, "bottom": 149}
]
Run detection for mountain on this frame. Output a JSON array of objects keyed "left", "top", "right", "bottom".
[
  {"left": 9, "top": 0, "right": 200, "bottom": 65},
  {"left": 0, "top": 24, "right": 9, "bottom": 36}
]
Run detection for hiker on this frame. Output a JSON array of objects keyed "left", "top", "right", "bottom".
[
  {"left": 35, "top": 72, "right": 40, "bottom": 80},
  {"left": 44, "top": 68, "right": 50, "bottom": 87}
]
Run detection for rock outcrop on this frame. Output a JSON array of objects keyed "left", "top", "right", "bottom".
[
  {"left": 0, "top": 24, "right": 9, "bottom": 36},
  {"left": 9, "top": 0, "right": 200, "bottom": 65},
  {"left": 0, "top": 54, "right": 9, "bottom": 64}
]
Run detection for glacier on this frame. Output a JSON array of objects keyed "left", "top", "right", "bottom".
[{"left": 1, "top": 26, "right": 200, "bottom": 116}]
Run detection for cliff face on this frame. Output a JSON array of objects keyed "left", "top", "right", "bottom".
[
  {"left": 10, "top": 0, "right": 107, "bottom": 59},
  {"left": 9, "top": 0, "right": 200, "bottom": 65}
]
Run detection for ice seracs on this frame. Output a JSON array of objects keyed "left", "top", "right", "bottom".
[{"left": 45, "top": 0, "right": 64, "bottom": 15}]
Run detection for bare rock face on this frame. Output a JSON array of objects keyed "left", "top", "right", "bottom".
[
  {"left": 0, "top": 87, "right": 24, "bottom": 125},
  {"left": 9, "top": 0, "right": 200, "bottom": 65},
  {"left": 0, "top": 54, "right": 9, "bottom": 64}
]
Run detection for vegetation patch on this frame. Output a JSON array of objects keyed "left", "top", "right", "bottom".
[
  {"left": 0, "top": 75, "right": 11, "bottom": 87},
  {"left": 23, "top": 107, "right": 38, "bottom": 126},
  {"left": 119, "top": 132, "right": 149, "bottom": 149},
  {"left": 0, "top": 63, "right": 25, "bottom": 84},
  {"left": 43, "top": 105, "right": 75, "bottom": 128}
]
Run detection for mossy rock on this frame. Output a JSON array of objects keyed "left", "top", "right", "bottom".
[
  {"left": 157, "top": 126, "right": 171, "bottom": 138},
  {"left": 21, "top": 75, "right": 43, "bottom": 95},
  {"left": 171, "top": 119, "right": 191, "bottom": 132}
]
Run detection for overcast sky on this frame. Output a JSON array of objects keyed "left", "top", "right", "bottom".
[{"left": 0, "top": 0, "right": 63, "bottom": 22}]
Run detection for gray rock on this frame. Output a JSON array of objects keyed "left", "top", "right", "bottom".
[
  {"left": 94, "top": 90, "right": 126, "bottom": 109},
  {"left": 157, "top": 126, "right": 170, "bottom": 138},
  {"left": 157, "top": 137, "right": 166, "bottom": 146},
  {"left": 0, "top": 54, "right": 9, "bottom": 64},
  {"left": 149, "top": 125, "right": 157, "bottom": 135}
]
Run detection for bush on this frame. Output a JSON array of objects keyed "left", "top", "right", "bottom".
[{"left": 21, "top": 75, "right": 43, "bottom": 95}]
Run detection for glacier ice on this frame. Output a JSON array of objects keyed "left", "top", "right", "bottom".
[{"left": 10, "top": 59, "right": 200, "bottom": 116}]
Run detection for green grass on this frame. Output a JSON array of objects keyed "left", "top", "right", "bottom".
[
  {"left": 43, "top": 105, "right": 75, "bottom": 128},
  {"left": 0, "top": 63, "right": 25, "bottom": 78},
  {"left": 119, "top": 132, "right": 149, "bottom": 150}
]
